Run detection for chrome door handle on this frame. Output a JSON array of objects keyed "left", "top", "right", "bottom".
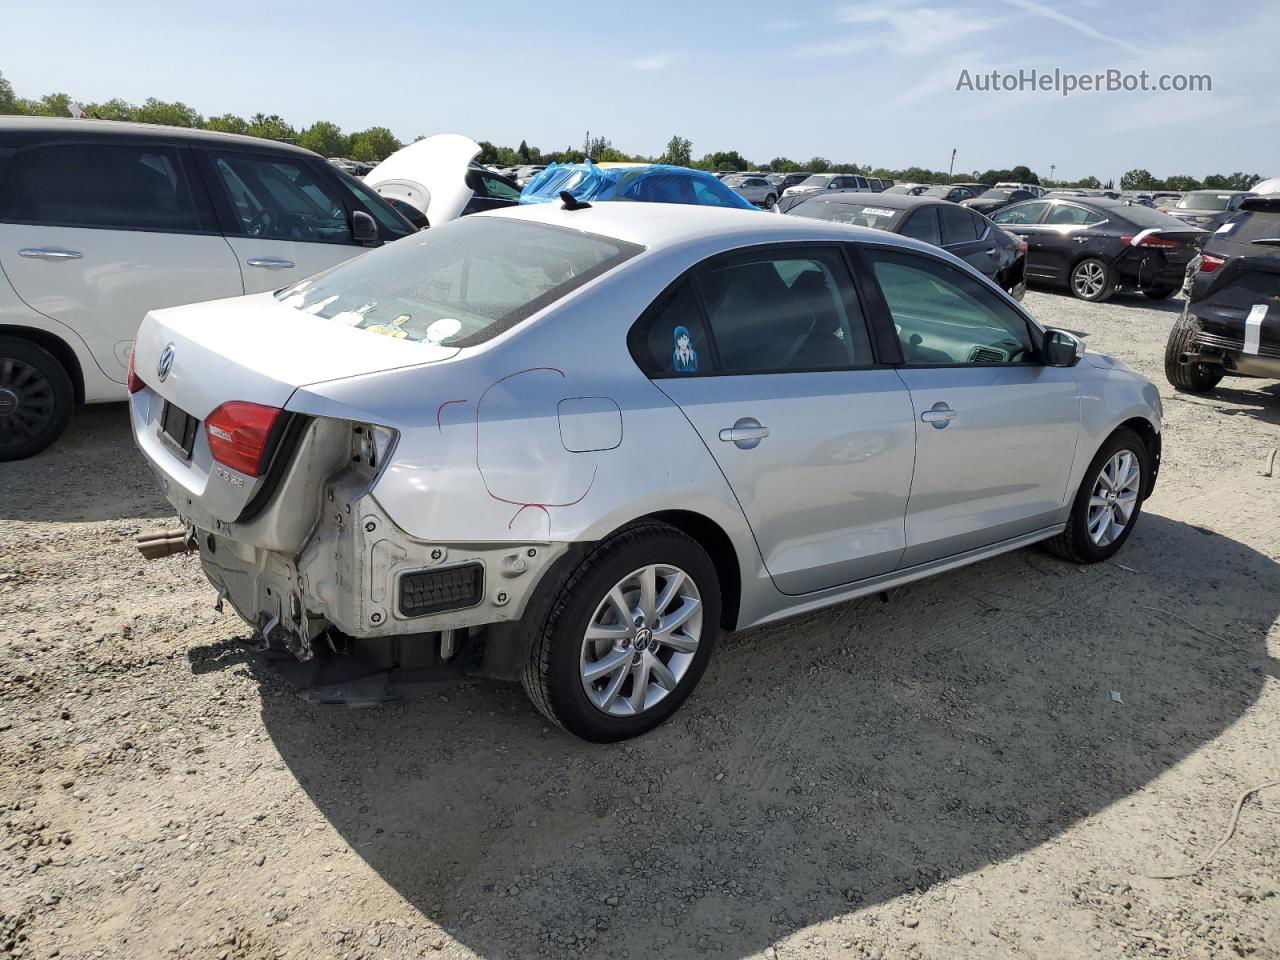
[
  {"left": 985, "top": 248, "right": 997, "bottom": 255},
  {"left": 920, "top": 403, "right": 956, "bottom": 429},
  {"left": 719, "top": 417, "right": 769, "bottom": 449},
  {"left": 1071, "top": 236, "right": 1090, "bottom": 243},
  {"left": 246, "top": 257, "right": 295, "bottom": 269},
  {"left": 19, "top": 247, "right": 82, "bottom": 260}
]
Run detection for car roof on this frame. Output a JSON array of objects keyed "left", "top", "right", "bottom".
[
  {"left": 0, "top": 116, "right": 318, "bottom": 158},
  {"left": 790, "top": 192, "right": 941, "bottom": 211},
  {"left": 476, "top": 197, "right": 931, "bottom": 252}
]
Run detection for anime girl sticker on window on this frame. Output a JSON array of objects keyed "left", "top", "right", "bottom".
[{"left": 672, "top": 325, "right": 699, "bottom": 373}]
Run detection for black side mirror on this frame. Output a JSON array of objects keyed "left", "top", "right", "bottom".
[
  {"left": 352, "top": 210, "right": 379, "bottom": 246},
  {"left": 1043, "top": 328, "right": 1084, "bottom": 366}
]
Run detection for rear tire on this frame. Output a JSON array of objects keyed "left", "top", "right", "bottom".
[
  {"left": 1164, "top": 313, "right": 1224, "bottom": 393},
  {"left": 0, "top": 336, "right": 74, "bottom": 462},
  {"left": 1045, "top": 427, "right": 1149, "bottom": 564},
  {"left": 764, "top": 194, "right": 777, "bottom": 209},
  {"left": 1070, "top": 258, "right": 1116, "bottom": 302},
  {"left": 521, "top": 521, "right": 721, "bottom": 742}
]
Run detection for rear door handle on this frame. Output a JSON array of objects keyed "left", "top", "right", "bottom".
[
  {"left": 920, "top": 403, "right": 956, "bottom": 428},
  {"left": 19, "top": 247, "right": 82, "bottom": 260},
  {"left": 246, "top": 257, "right": 296, "bottom": 269},
  {"left": 719, "top": 417, "right": 769, "bottom": 449}
]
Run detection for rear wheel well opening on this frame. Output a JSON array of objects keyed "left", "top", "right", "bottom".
[
  {"left": 0, "top": 325, "right": 85, "bottom": 404},
  {"left": 646, "top": 510, "right": 742, "bottom": 632},
  {"left": 1117, "top": 417, "right": 1161, "bottom": 497}
]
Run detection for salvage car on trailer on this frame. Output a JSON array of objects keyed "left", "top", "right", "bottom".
[{"left": 129, "top": 201, "right": 1162, "bottom": 741}]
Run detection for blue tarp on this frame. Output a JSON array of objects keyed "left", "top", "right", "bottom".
[{"left": 520, "top": 162, "right": 757, "bottom": 211}]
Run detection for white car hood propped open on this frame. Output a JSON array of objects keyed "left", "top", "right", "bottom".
[{"left": 363, "top": 133, "right": 481, "bottom": 227}]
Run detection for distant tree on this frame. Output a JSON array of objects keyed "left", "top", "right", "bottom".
[
  {"left": 807, "top": 156, "right": 832, "bottom": 173},
  {"left": 0, "top": 71, "right": 17, "bottom": 114},
  {"left": 660, "top": 134, "right": 693, "bottom": 167},
  {"left": 83, "top": 97, "right": 136, "bottom": 121},
  {"left": 132, "top": 98, "right": 203, "bottom": 128},
  {"left": 1202, "top": 171, "right": 1262, "bottom": 190},
  {"left": 517, "top": 139, "right": 531, "bottom": 163},
  {"left": 1120, "top": 168, "right": 1159, "bottom": 191},
  {"left": 206, "top": 113, "right": 250, "bottom": 135},
  {"left": 348, "top": 126, "right": 401, "bottom": 162},
  {"left": 768, "top": 156, "right": 801, "bottom": 173},
  {"left": 1163, "top": 174, "right": 1200, "bottom": 191},
  {"left": 21, "top": 92, "right": 73, "bottom": 117},
  {"left": 246, "top": 113, "right": 296, "bottom": 142},
  {"left": 584, "top": 134, "right": 613, "bottom": 160},
  {"left": 1008, "top": 164, "right": 1039, "bottom": 184},
  {"left": 299, "top": 121, "right": 349, "bottom": 157},
  {"left": 1072, "top": 175, "right": 1102, "bottom": 189},
  {"left": 698, "top": 150, "right": 748, "bottom": 172}
]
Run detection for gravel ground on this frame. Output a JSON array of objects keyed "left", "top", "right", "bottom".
[{"left": 1, "top": 289, "right": 1278, "bottom": 960}]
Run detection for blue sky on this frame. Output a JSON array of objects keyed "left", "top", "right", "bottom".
[{"left": 2, "top": 0, "right": 1275, "bottom": 181}]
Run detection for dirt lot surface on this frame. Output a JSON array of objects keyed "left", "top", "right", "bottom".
[{"left": 2, "top": 289, "right": 1278, "bottom": 960}]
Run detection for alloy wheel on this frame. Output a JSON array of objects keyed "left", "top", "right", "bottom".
[
  {"left": 1073, "top": 261, "right": 1106, "bottom": 299},
  {"left": 1087, "top": 449, "right": 1142, "bottom": 547},
  {"left": 579, "top": 564, "right": 702, "bottom": 717},
  {"left": 0, "top": 357, "right": 56, "bottom": 446}
]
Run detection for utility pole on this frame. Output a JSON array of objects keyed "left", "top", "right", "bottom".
[
  {"left": 1050, "top": 163, "right": 1056, "bottom": 186},
  {"left": 948, "top": 148, "right": 956, "bottom": 182}
]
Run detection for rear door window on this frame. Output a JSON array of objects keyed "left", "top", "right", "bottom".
[
  {"left": 0, "top": 142, "right": 208, "bottom": 232},
  {"left": 992, "top": 201, "right": 1049, "bottom": 225},
  {"left": 940, "top": 205, "right": 979, "bottom": 244},
  {"left": 208, "top": 151, "right": 353, "bottom": 243},
  {"left": 900, "top": 207, "right": 942, "bottom": 245}
]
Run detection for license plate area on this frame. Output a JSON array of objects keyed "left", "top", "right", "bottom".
[{"left": 159, "top": 401, "right": 198, "bottom": 460}]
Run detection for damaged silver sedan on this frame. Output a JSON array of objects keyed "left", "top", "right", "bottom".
[{"left": 130, "top": 200, "right": 1162, "bottom": 741}]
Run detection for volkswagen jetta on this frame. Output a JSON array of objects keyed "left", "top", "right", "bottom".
[{"left": 130, "top": 201, "right": 1163, "bottom": 741}]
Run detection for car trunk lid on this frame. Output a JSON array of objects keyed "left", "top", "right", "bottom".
[{"left": 131, "top": 291, "right": 456, "bottom": 524}]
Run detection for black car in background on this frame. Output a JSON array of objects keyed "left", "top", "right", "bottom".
[
  {"left": 992, "top": 197, "right": 1208, "bottom": 302},
  {"left": 1165, "top": 195, "right": 1280, "bottom": 392},
  {"left": 918, "top": 184, "right": 982, "bottom": 203},
  {"left": 785, "top": 192, "right": 1026, "bottom": 299},
  {"left": 962, "top": 188, "right": 1036, "bottom": 216}
]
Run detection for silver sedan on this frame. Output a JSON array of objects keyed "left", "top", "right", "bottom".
[
  {"left": 721, "top": 174, "right": 779, "bottom": 209},
  {"left": 129, "top": 202, "right": 1163, "bottom": 741}
]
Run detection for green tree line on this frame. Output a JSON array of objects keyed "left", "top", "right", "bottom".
[{"left": 1, "top": 72, "right": 1265, "bottom": 189}]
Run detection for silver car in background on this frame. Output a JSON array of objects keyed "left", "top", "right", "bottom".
[
  {"left": 130, "top": 202, "right": 1163, "bottom": 742},
  {"left": 721, "top": 174, "right": 779, "bottom": 209}
]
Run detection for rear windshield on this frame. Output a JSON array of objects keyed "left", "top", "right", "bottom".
[
  {"left": 1115, "top": 203, "right": 1201, "bottom": 229},
  {"left": 789, "top": 200, "right": 904, "bottom": 230},
  {"left": 275, "top": 217, "right": 642, "bottom": 348},
  {"left": 1177, "top": 192, "right": 1234, "bottom": 212},
  {"left": 1222, "top": 210, "right": 1280, "bottom": 248},
  {"left": 799, "top": 175, "right": 833, "bottom": 186}
]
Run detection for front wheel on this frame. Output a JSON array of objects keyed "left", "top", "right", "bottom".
[
  {"left": 1070, "top": 257, "right": 1116, "bottom": 302},
  {"left": 0, "top": 336, "right": 74, "bottom": 462},
  {"left": 522, "top": 522, "right": 721, "bottom": 742},
  {"left": 1045, "top": 427, "right": 1149, "bottom": 563},
  {"left": 764, "top": 194, "right": 777, "bottom": 209}
]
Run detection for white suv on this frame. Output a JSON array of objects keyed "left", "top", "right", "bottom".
[{"left": 0, "top": 118, "right": 415, "bottom": 460}]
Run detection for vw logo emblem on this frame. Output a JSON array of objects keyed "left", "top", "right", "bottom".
[{"left": 156, "top": 343, "right": 175, "bottom": 382}]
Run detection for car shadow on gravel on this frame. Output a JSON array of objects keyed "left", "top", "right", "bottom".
[
  {"left": 0, "top": 403, "right": 170, "bottom": 522},
  {"left": 1197, "top": 382, "right": 1280, "bottom": 427},
  {"left": 249, "top": 512, "right": 1276, "bottom": 960}
]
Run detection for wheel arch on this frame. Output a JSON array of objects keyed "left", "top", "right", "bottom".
[
  {"left": 1116, "top": 416, "right": 1161, "bottom": 498},
  {"left": 643, "top": 509, "right": 742, "bottom": 632},
  {"left": 0, "top": 324, "right": 85, "bottom": 404}
]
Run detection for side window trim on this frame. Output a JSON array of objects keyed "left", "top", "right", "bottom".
[
  {"left": 628, "top": 241, "right": 890, "bottom": 378},
  {"left": 854, "top": 242, "right": 1045, "bottom": 369}
]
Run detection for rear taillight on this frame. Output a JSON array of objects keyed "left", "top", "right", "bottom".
[
  {"left": 1198, "top": 254, "right": 1226, "bottom": 274},
  {"left": 204, "top": 402, "right": 283, "bottom": 477},
  {"left": 1122, "top": 232, "right": 1182, "bottom": 249},
  {"left": 127, "top": 346, "right": 145, "bottom": 394}
]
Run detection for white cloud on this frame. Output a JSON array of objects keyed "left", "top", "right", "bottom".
[
  {"left": 794, "top": 3, "right": 1003, "bottom": 57},
  {"left": 1002, "top": 0, "right": 1140, "bottom": 54},
  {"left": 628, "top": 52, "right": 676, "bottom": 71}
]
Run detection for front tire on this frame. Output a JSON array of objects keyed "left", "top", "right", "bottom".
[
  {"left": 1164, "top": 313, "right": 1224, "bottom": 393},
  {"left": 764, "top": 194, "right": 777, "bottom": 209},
  {"left": 522, "top": 521, "right": 721, "bottom": 742},
  {"left": 0, "top": 336, "right": 74, "bottom": 462},
  {"left": 1070, "top": 257, "right": 1116, "bottom": 302},
  {"left": 1045, "top": 427, "right": 1149, "bottom": 563}
]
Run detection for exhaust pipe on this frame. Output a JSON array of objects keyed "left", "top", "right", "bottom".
[{"left": 136, "top": 527, "right": 195, "bottom": 560}]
